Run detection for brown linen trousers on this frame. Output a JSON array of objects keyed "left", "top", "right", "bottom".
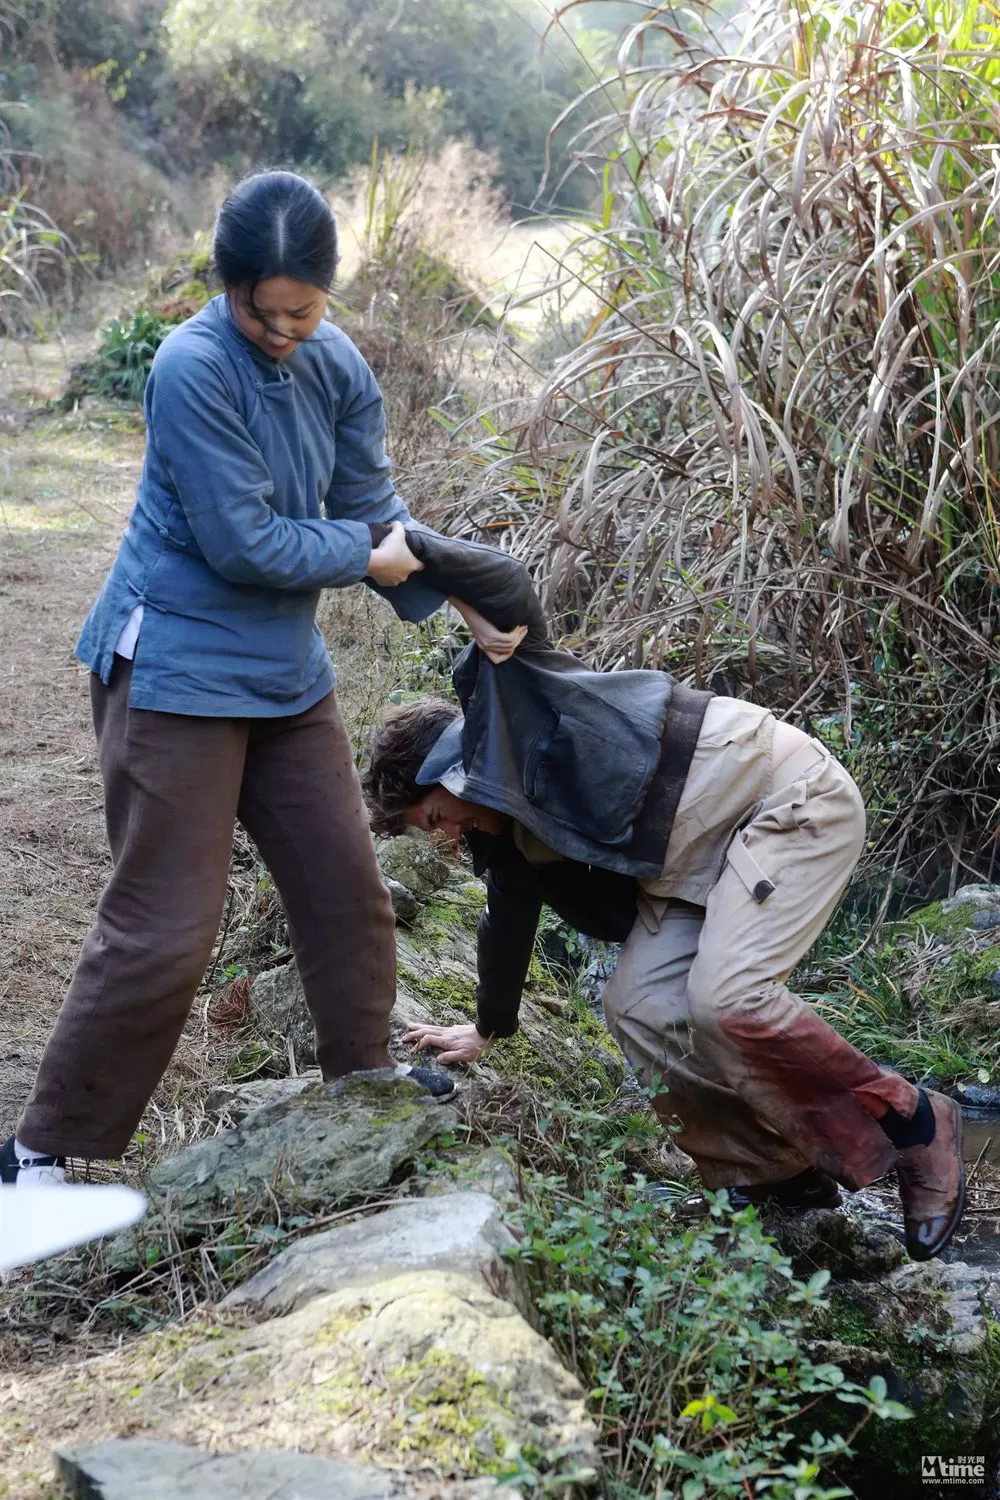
[{"left": 18, "top": 659, "right": 395, "bottom": 1159}]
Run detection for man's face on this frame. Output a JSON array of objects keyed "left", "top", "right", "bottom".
[{"left": 404, "top": 785, "right": 506, "bottom": 843}]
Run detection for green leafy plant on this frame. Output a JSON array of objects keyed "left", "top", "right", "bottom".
[
  {"left": 90, "top": 306, "right": 180, "bottom": 403},
  {"left": 503, "top": 1100, "right": 910, "bottom": 1496}
]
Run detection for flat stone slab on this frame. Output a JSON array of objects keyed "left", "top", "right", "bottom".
[
  {"left": 223, "top": 1190, "right": 527, "bottom": 1318},
  {"left": 54, "top": 1440, "right": 404, "bottom": 1499}
]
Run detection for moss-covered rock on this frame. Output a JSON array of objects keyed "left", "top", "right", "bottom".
[
  {"left": 376, "top": 834, "right": 452, "bottom": 900},
  {"left": 809, "top": 1258, "right": 1000, "bottom": 1494},
  {"left": 3, "top": 1275, "right": 599, "bottom": 1493},
  {"left": 243, "top": 848, "right": 623, "bottom": 1106},
  {"left": 103, "top": 1074, "right": 457, "bottom": 1271}
]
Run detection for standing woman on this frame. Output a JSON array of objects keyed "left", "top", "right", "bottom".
[{"left": 1, "top": 171, "right": 519, "bottom": 1187}]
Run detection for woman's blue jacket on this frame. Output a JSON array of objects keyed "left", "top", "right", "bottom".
[{"left": 76, "top": 295, "right": 444, "bottom": 716}]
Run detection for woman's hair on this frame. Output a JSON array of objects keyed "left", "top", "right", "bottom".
[
  {"left": 213, "top": 171, "right": 338, "bottom": 295},
  {"left": 363, "top": 697, "right": 461, "bottom": 836}
]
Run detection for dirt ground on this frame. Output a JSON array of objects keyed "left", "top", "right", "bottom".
[{"left": 0, "top": 340, "right": 143, "bottom": 1143}]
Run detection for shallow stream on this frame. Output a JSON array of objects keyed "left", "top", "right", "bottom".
[{"left": 949, "top": 1107, "right": 1000, "bottom": 1266}]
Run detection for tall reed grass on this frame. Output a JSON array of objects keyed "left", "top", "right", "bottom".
[
  {"left": 0, "top": 112, "right": 71, "bottom": 332},
  {"left": 448, "top": 0, "right": 1000, "bottom": 897},
  {"left": 0, "top": 8, "right": 73, "bottom": 329}
]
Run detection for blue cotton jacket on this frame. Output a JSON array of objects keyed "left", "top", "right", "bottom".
[{"left": 75, "top": 295, "right": 445, "bottom": 716}]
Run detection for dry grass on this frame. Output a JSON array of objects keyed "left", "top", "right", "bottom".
[{"left": 443, "top": 0, "right": 1000, "bottom": 895}]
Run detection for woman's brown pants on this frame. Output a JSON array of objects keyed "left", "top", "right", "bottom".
[{"left": 17, "top": 659, "right": 396, "bottom": 1160}]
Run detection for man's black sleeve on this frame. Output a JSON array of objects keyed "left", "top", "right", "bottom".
[{"left": 475, "top": 855, "right": 544, "bottom": 1040}]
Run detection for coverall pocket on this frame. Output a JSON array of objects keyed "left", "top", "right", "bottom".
[{"left": 725, "top": 829, "right": 777, "bottom": 904}]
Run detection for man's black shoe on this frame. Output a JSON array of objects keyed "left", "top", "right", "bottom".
[{"left": 730, "top": 1167, "right": 842, "bottom": 1211}]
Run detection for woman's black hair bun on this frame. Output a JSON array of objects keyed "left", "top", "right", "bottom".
[{"left": 213, "top": 170, "right": 338, "bottom": 294}]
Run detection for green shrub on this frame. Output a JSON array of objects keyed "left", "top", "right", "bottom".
[
  {"left": 63, "top": 306, "right": 182, "bottom": 407},
  {"left": 503, "top": 1100, "right": 910, "bottom": 1497},
  {"left": 93, "top": 308, "right": 178, "bottom": 402}
]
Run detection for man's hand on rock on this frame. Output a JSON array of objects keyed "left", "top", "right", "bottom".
[{"left": 401, "top": 1021, "right": 493, "bottom": 1066}]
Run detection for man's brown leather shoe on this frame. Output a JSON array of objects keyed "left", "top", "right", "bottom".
[{"left": 896, "top": 1091, "right": 965, "bottom": 1261}]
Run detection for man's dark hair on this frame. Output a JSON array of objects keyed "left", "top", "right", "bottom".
[
  {"left": 213, "top": 171, "right": 338, "bottom": 299},
  {"left": 363, "top": 697, "right": 461, "bottom": 836}
]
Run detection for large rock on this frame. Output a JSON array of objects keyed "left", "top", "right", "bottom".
[
  {"left": 105, "top": 1074, "right": 456, "bottom": 1267},
  {"left": 248, "top": 960, "right": 316, "bottom": 1069},
  {"left": 767, "top": 1203, "right": 906, "bottom": 1281},
  {"left": 150, "top": 1073, "right": 452, "bottom": 1221},
  {"left": 15, "top": 1276, "right": 599, "bottom": 1489},
  {"left": 222, "top": 1190, "right": 529, "bottom": 1319},
  {"left": 377, "top": 835, "right": 452, "bottom": 899},
  {"left": 54, "top": 1441, "right": 407, "bottom": 1499}
]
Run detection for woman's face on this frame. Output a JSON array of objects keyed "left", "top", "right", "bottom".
[{"left": 229, "top": 275, "right": 327, "bottom": 360}]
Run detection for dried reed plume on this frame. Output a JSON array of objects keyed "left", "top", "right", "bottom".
[{"left": 441, "top": 0, "right": 1000, "bottom": 896}]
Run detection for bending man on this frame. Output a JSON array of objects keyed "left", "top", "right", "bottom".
[{"left": 363, "top": 536, "right": 965, "bottom": 1262}]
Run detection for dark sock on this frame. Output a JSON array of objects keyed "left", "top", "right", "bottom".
[{"left": 879, "top": 1089, "right": 936, "bottom": 1149}]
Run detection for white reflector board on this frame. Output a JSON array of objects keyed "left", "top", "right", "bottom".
[{"left": 0, "top": 1184, "right": 146, "bottom": 1272}]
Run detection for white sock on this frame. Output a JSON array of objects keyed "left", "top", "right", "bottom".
[{"left": 13, "top": 1137, "right": 66, "bottom": 1188}]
